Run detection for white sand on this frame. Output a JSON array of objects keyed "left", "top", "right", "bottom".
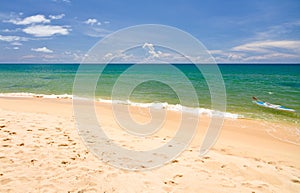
[{"left": 0, "top": 97, "right": 299, "bottom": 192}]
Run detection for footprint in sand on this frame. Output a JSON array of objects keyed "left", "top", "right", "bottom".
[
  {"left": 58, "top": 143, "right": 68, "bottom": 147},
  {"left": 200, "top": 156, "right": 211, "bottom": 162},
  {"left": 47, "top": 141, "right": 55, "bottom": 145},
  {"left": 17, "top": 143, "right": 24, "bottom": 146},
  {"left": 171, "top": 159, "right": 179, "bottom": 163},
  {"left": 164, "top": 180, "right": 177, "bottom": 185},
  {"left": 9, "top": 131, "right": 16, "bottom": 135},
  {"left": 173, "top": 174, "right": 183, "bottom": 179},
  {"left": 195, "top": 159, "right": 204, "bottom": 163},
  {"left": 55, "top": 127, "right": 62, "bottom": 132},
  {"left": 267, "top": 161, "right": 276, "bottom": 165},
  {"left": 291, "top": 179, "right": 300, "bottom": 184},
  {"left": 0, "top": 178, "right": 12, "bottom": 185},
  {"left": 61, "top": 161, "right": 69, "bottom": 165},
  {"left": 31, "top": 159, "right": 37, "bottom": 165},
  {"left": 254, "top": 157, "right": 261, "bottom": 162}
]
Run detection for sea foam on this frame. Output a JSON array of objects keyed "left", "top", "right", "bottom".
[
  {"left": 98, "top": 98, "right": 240, "bottom": 119},
  {"left": 0, "top": 92, "right": 240, "bottom": 119},
  {"left": 0, "top": 92, "right": 73, "bottom": 99}
]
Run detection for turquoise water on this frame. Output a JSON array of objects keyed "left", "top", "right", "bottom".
[{"left": 0, "top": 64, "right": 299, "bottom": 123}]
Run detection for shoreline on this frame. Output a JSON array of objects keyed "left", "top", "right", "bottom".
[
  {"left": 0, "top": 92, "right": 298, "bottom": 124},
  {"left": 0, "top": 92, "right": 240, "bottom": 119},
  {"left": 0, "top": 96, "right": 299, "bottom": 147},
  {"left": 1, "top": 97, "right": 300, "bottom": 192},
  {"left": 3, "top": 92, "right": 299, "bottom": 122}
]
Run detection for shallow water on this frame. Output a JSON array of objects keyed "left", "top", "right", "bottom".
[{"left": 0, "top": 63, "right": 299, "bottom": 123}]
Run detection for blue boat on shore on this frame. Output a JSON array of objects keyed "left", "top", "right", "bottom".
[{"left": 252, "top": 97, "right": 296, "bottom": 113}]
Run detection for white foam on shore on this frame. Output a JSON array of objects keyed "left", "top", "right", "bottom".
[
  {"left": 0, "top": 92, "right": 241, "bottom": 119},
  {"left": 0, "top": 92, "right": 73, "bottom": 99},
  {"left": 99, "top": 98, "right": 241, "bottom": 119}
]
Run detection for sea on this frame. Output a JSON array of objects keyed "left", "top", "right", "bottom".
[{"left": 0, "top": 63, "right": 299, "bottom": 125}]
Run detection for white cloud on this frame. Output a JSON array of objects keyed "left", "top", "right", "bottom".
[
  {"left": 103, "top": 53, "right": 113, "bottom": 60},
  {"left": 84, "top": 18, "right": 99, "bottom": 25},
  {"left": 31, "top": 47, "right": 53, "bottom": 53},
  {"left": 22, "top": 55, "right": 36, "bottom": 59},
  {"left": 52, "top": 0, "right": 71, "bottom": 3},
  {"left": 49, "top": 14, "right": 65, "bottom": 20},
  {"left": 2, "top": 29, "right": 11, "bottom": 32},
  {"left": 210, "top": 40, "right": 300, "bottom": 63},
  {"left": 255, "top": 20, "right": 300, "bottom": 40},
  {"left": 142, "top": 42, "right": 162, "bottom": 58},
  {"left": 242, "top": 53, "right": 299, "bottom": 62},
  {"left": 7, "top": 14, "right": 50, "bottom": 25},
  {"left": 0, "top": 35, "right": 28, "bottom": 42},
  {"left": 2, "top": 28, "right": 21, "bottom": 33},
  {"left": 208, "top": 50, "right": 224, "bottom": 55},
  {"left": 11, "top": 42, "right": 22, "bottom": 46},
  {"left": 43, "top": 54, "right": 56, "bottom": 59},
  {"left": 104, "top": 21, "right": 110, "bottom": 24},
  {"left": 23, "top": 25, "right": 70, "bottom": 37},
  {"left": 104, "top": 43, "right": 190, "bottom": 63},
  {"left": 232, "top": 40, "right": 300, "bottom": 53},
  {"left": 84, "top": 27, "right": 112, "bottom": 37}
]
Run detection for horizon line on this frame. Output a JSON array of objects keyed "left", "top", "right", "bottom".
[{"left": 0, "top": 62, "right": 300, "bottom": 65}]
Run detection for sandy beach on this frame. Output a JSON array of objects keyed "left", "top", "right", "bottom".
[{"left": 0, "top": 97, "right": 300, "bottom": 193}]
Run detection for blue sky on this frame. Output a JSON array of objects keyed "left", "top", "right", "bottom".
[{"left": 0, "top": 0, "right": 299, "bottom": 63}]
